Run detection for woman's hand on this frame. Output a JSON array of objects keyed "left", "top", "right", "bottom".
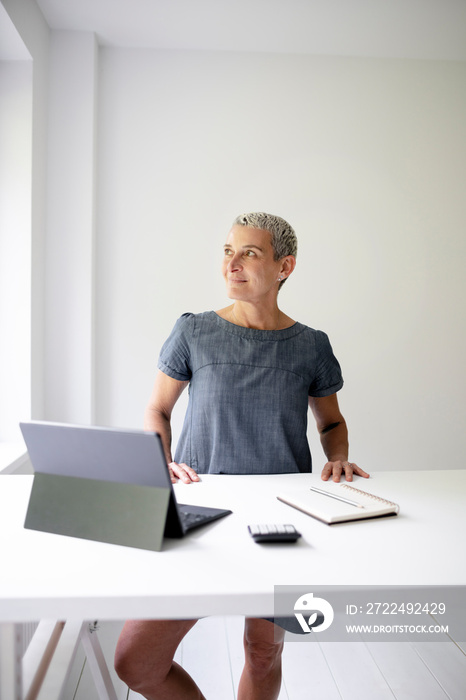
[
  {"left": 321, "top": 460, "right": 370, "bottom": 483},
  {"left": 168, "top": 461, "right": 200, "bottom": 484}
]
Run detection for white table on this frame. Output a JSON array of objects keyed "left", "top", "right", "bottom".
[
  {"left": 1, "top": 470, "right": 465, "bottom": 698},
  {"left": 1, "top": 470, "right": 465, "bottom": 620}
]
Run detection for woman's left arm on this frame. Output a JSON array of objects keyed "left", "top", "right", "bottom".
[{"left": 308, "top": 394, "right": 370, "bottom": 482}]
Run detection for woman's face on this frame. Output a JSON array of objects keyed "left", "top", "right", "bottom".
[{"left": 222, "top": 225, "right": 284, "bottom": 303}]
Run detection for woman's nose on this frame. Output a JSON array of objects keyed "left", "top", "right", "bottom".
[{"left": 227, "top": 253, "right": 242, "bottom": 271}]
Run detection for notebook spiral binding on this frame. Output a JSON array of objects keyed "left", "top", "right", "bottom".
[{"left": 341, "top": 484, "right": 400, "bottom": 512}]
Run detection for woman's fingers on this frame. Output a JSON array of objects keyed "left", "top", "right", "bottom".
[{"left": 168, "top": 461, "right": 200, "bottom": 484}]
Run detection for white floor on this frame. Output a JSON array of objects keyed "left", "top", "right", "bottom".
[{"left": 69, "top": 616, "right": 466, "bottom": 700}]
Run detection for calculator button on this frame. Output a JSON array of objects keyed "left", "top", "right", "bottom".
[{"left": 248, "top": 524, "right": 302, "bottom": 543}]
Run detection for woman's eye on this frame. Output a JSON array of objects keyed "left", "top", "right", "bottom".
[{"left": 223, "top": 248, "right": 255, "bottom": 257}]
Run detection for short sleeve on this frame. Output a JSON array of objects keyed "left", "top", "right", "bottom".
[
  {"left": 157, "top": 313, "right": 194, "bottom": 381},
  {"left": 308, "top": 331, "right": 344, "bottom": 397}
]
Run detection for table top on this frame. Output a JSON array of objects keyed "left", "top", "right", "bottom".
[{"left": 0, "top": 470, "right": 464, "bottom": 622}]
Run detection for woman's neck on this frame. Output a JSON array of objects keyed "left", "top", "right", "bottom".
[{"left": 217, "top": 302, "right": 294, "bottom": 331}]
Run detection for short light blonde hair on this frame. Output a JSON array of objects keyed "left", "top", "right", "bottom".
[{"left": 233, "top": 212, "right": 297, "bottom": 288}]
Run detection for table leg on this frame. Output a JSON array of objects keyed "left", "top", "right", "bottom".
[
  {"left": 1, "top": 619, "right": 118, "bottom": 700},
  {"left": 80, "top": 622, "right": 118, "bottom": 700}
]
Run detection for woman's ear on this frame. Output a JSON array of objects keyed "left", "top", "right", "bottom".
[{"left": 280, "top": 255, "right": 297, "bottom": 281}]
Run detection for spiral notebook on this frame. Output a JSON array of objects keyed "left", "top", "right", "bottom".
[{"left": 277, "top": 483, "right": 400, "bottom": 524}]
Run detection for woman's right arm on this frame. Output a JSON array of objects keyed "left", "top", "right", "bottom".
[{"left": 144, "top": 370, "right": 199, "bottom": 484}]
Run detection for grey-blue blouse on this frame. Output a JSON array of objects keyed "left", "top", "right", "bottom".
[{"left": 158, "top": 311, "right": 343, "bottom": 474}]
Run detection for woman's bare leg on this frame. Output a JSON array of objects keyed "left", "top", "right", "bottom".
[
  {"left": 238, "top": 618, "right": 286, "bottom": 700},
  {"left": 114, "top": 619, "right": 205, "bottom": 700}
]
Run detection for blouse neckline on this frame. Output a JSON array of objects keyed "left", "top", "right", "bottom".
[{"left": 211, "top": 311, "right": 303, "bottom": 341}]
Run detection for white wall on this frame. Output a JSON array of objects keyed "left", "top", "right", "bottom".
[
  {"left": 0, "top": 60, "right": 32, "bottom": 442},
  {"left": 95, "top": 49, "right": 466, "bottom": 472},
  {"left": 1, "top": 0, "right": 50, "bottom": 426},
  {"left": 44, "top": 30, "right": 98, "bottom": 425},
  {"left": 4, "top": 10, "right": 463, "bottom": 473}
]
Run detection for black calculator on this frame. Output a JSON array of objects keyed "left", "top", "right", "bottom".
[{"left": 248, "top": 524, "right": 302, "bottom": 543}]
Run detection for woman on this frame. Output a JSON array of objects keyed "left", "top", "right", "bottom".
[{"left": 115, "top": 212, "right": 369, "bottom": 700}]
